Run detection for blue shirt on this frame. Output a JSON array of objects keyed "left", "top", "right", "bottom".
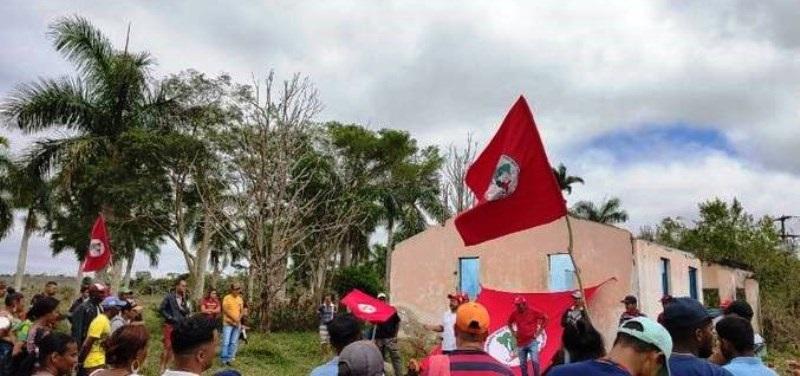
[
  {"left": 670, "top": 354, "right": 733, "bottom": 376},
  {"left": 309, "top": 356, "right": 339, "bottom": 376},
  {"left": 548, "top": 359, "right": 631, "bottom": 376},
  {"left": 723, "top": 357, "right": 777, "bottom": 376}
]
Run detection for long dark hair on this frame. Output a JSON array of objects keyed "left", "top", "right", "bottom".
[
  {"left": 104, "top": 324, "right": 149, "bottom": 367},
  {"left": 16, "top": 332, "right": 76, "bottom": 376},
  {"left": 27, "top": 296, "right": 59, "bottom": 321}
]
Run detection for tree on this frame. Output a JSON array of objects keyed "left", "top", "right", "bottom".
[
  {"left": 0, "top": 137, "right": 12, "bottom": 239},
  {"left": 441, "top": 135, "right": 477, "bottom": 216},
  {"left": 8, "top": 162, "right": 53, "bottom": 291},
  {"left": 571, "top": 197, "right": 629, "bottom": 224},
  {"left": 552, "top": 163, "right": 584, "bottom": 195}
]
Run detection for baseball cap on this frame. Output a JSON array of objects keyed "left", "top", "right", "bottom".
[
  {"left": 617, "top": 317, "right": 672, "bottom": 376},
  {"left": 447, "top": 292, "right": 469, "bottom": 304},
  {"left": 455, "top": 302, "right": 490, "bottom": 334},
  {"left": 513, "top": 296, "right": 527, "bottom": 305},
  {"left": 621, "top": 295, "right": 638, "bottom": 304},
  {"left": 661, "top": 297, "right": 719, "bottom": 329},
  {"left": 101, "top": 296, "right": 126, "bottom": 309},
  {"left": 338, "top": 340, "right": 384, "bottom": 376},
  {"left": 376, "top": 292, "right": 387, "bottom": 300}
]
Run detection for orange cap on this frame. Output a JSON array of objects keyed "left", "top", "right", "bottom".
[{"left": 455, "top": 302, "right": 490, "bottom": 334}]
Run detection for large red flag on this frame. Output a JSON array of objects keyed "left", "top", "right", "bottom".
[
  {"left": 455, "top": 96, "right": 567, "bottom": 246},
  {"left": 340, "top": 289, "right": 397, "bottom": 324},
  {"left": 477, "top": 280, "right": 611, "bottom": 374},
  {"left": 81, "top": 215, "right": 113, "bottom": 272}
]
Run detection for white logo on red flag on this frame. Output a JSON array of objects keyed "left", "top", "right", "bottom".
[
  {"left": 88, "top": 239, "right": 105, "bottom": 257},
  {"left": 357, "top": 303, "right": 377, "bottom": 314},
  {"left": 485, "top": 155, "right": 520, "bottom": 201}
]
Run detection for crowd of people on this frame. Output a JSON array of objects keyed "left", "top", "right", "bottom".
[
  {"left": 309, "top": 290, "right": 781, "bottom": 376},
  {"left": 0, "top": 277, "right": 249, "bottom": 376}
]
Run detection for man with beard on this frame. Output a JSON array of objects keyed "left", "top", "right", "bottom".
[{"left": 661, "top": 297, "right": 732, "bottom": 376}]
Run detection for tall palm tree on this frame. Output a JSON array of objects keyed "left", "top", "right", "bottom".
[
  {"left": 552, "top": 163, "right": 584, "bottom": 195},
  {"left": 0, "top": 137, "right": 13, "bottom": 238},
  {"left": 571, "top": 197, "right": 629, "bottom": 224},
  {"left": 8, "top": 162, "right": 53, "bottom": 290}
]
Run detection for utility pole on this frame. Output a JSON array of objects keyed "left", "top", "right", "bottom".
[{"left": 773, "top": 215, "right": 799, "bottom": 251}]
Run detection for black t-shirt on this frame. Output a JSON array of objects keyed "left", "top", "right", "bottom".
[{"left": 375, "top": 313, "right": 401, "bottom": 339}]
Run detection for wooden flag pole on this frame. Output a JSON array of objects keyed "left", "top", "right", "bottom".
[{"left": 565, "top": 215, "right": 591, "bottom": 323}]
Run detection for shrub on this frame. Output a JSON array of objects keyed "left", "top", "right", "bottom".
[{"left": 332, "top": 265, "right": 382, "bottom": 297}]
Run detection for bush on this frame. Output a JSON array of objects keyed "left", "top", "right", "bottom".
[
  {"left": 332, "top": 265, "right": 382, "bottom": 297},
  {"left": 270, "top": 295, "right": 319, "bottom": 332}
]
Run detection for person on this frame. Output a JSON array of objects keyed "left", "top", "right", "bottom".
[
  {"left": 374, "top": 292, "right": 403, "bottom": 376},
  {"left": 158, "top": 277, "right": 191, "bottom": 373},
  {"left": 110, "top": 301, "right": 132, "bottom": 333},
  {"left": 25, "top": 296, "right": 60, "bottom": 354},
  {"left": 317, "top": 294, "right": 337, "bottom": 351},
  {"left": 220, "top": 282, "right": 244, "bottom": 366},
  {"left": 661, "top": 297, "right": 732, "bottom": 376},
  {"left": 162, "top": 314, "right": 219, "bottom": 376},
  {"left": 8, "top": 292, "right": 31, "bottom": 343},
  {"left": 337, "top": 340, "right": 385, "bottom": 376},
  {"left": 547, "top": 317, "right": 672, "bottom": 376},
  {"left": 561, "top": 291, "right": 588, "bottom": 330},
  {"left": 547, "top": 318, "right": 606, "bottom": 370},
  {"left": 71, "top": 284, "right": 106, "bottom": 348},
  {"left": 200, "top": 288, "right": 221, "bottom": 320},
  {"left": 91, "top": 324, "right": 150, "bottom": 376},
  {"left": 409, "top": 302, "right": 513, "bottom": 376},
  {"left": 17, "top": 332, "right": 79, "bottom": 376},
  {"left": 1, "top": 289, "right": 22, "bottom": 322},
  {"left": 0, "top": 316, "right": 24, "bottom": 375},
  {"left": 31, "top": 282, "right": 59, "bottom": 306},
  {"left": 0, "top": 282, "right": 6, "bottom": 301},
  {"left": 619, "top": 295, "right": 646, "bottom": 325},
  {"left": 80, "top": 296, "right": 124, "bottom": 374},
  {"left": 723, "top": 300, "right": 766, "bottom": 358},
  {"left": 311, "top": 313, "right": 363, "bottom": 376},
  {"left": 423, "top": 292, "right": 468, "bottom": 354},
  {"left": 509, "top": 296, "right": 548, "bottom": 376},
  {"left": 714, "top": 316, "right": 776, "bottom": 376},
  {"left": 657, "top": 295, "right": 674, "bottom": 325},
  {"left": 68, "top": 285, "right": 90, "bottom": 316}
]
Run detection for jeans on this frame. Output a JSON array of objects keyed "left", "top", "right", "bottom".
[
  {"left": 221, "top": 324, "right": 241, "bottom": 363},
  {"left": 375, "top": 337, "right": 403, "bottom": 376},
  {"left": 518, "top": 339, "right": 541, "bottom": 376}
]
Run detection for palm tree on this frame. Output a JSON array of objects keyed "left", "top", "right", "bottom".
[
  {"left": 8, "top": 162, "right": 53, "bottom": 290},
  {"left": 571, "top": 197, "right": 629, "bottom": 224},
  {"left": 0, "top": 137, "right": 13, "bottom": 239},
  {"left": 552, "top": 163, "right": 584, "bottom": 195}
]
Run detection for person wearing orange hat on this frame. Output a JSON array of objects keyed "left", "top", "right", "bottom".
[{"left": 423, "top": 292, "right": 469, "bottom": 353}]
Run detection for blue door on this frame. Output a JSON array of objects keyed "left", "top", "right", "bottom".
[
  {"left": 459, "top": 257, "right": 480, "bottom": 300},
  {"left": 549, "top": 253, "right": 576, "bottom": 292}
]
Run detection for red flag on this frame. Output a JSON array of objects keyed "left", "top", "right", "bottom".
[
  {"left": 476, "top": 280, "right": 611, "bottom": 374},
  {"left": 340, "top": 289, "right": 397, "bottom": 324},
  {"left": 81, "top": 215, "right": 113, "bottom": 272},
  {"left": 455, "top": 96, "right": 567, "bottom": 246}
]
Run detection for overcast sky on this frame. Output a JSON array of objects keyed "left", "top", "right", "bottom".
[{"left": 1, "top": 1, "right": 799, "bottom": 277}]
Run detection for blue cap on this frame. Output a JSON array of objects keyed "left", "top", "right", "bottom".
[
  {"left": 101, "top": 296, "right": 125, "bottom": 308},
  {"left": 662, "top": 297, "right": 719, "bottom": 329}
]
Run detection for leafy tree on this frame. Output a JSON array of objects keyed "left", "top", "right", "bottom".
[
  {"left": 571, "top": 197, "right": 629, "bottom": 224},
  {"left": 552, "top": 163, "right": 584, "bottom": 195}
]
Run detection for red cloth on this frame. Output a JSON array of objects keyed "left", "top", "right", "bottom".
[
  {"left": 340, "top": 289, "right": 397, "bottom": 324},
  {"left": 81, "top": 215, "right": 113, "bottom": 272},
  {"left": 455, "top": 96, "right": 567, "bottom": 246},
  {"left": 475, "top": 280, "right": 612, "bottom": 374},
  {"left": 201, "top": 297, "right": 220, "bottom": 318},
  {"left": 507, "top": 307, "right": 548, "bottom": 346}
]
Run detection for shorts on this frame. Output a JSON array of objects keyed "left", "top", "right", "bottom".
[
  {"left": 163, "top": 324, "right": 174, "bottom": 349},
  {"left": 319, "top": 324, "right": 330, "bottom": 344}
]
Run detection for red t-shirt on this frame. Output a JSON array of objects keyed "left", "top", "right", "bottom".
[
  {"left": 201, "top": 297, "right": 220, "bottom": 318},
  {"left": 508, "top": 307, "right": 548, "bottom": 346}
]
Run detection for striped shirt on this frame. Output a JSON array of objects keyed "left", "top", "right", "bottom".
[{"left": 421, "top": 349, "right": 514, "bottom": 376}]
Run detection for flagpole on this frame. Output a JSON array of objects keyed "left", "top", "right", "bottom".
[{"left": 565, "top": 215, "right": 591, "bottom": 323}]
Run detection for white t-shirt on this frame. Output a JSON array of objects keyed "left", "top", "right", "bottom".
[{"left": 442, "top": 311, "right": 457, "bottom": 352}]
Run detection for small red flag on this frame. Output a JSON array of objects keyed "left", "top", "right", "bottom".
[
  {"left": 455, "top": 96, "right": 567, "bottom": 246},
  {"left": 81, "top": 215, "right": 113, "bottom": 272},
  {"left": 340, "top": 289, "right": 397, "bottom": 324}
]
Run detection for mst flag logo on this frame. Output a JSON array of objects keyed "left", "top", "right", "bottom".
[
  {"left": 485, "top": 326, "right": 546, "bottom": 367},
  {"left": 485, "top": 154, "right": 519, "bottom": 201},
  {"left": 88, "top": 239, "right": 105, "bottom": 257},
  {"left": 357, "top": 303, "right": 377, "bottom": 314}
]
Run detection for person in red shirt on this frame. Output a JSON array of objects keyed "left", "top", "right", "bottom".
[
  {"left": 200, "top": 288, "right": 221, "bottom": 320},
  {"left": 508, "top": 296, "right": 548, "bottom": 376}
]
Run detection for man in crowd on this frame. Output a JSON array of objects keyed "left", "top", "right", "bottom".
[
  {"left": 374, "top": 292, "right": 403, "bottom": 376},
  {"left": 71, "top": 283, "right": 106, "bottom": 347},
  {"left": 723, "top": 300, "right": 766, "bottom": 358},
  {"left": 79, "top": 296, "right": 124, "bottom": 374},
  {"left": 221, "top": 282, "right": 244, "bottom": 366},
  {"left": 619, "top": 295, "right": 646, "bottom": 325},
  {"left": 657, "top": 295, "right": 674, "bottom": 325},
  {"left": 662, "top": 297, "right": 732, "bottom": 375},
  {"left": 337, "top": 340, "right": 385, "bottom": 376},
  {"left": 318, "top": 294, "right": 337, "bottom": 353},
  {"left": 311, "top": 313, "right": 362, "bottom": 376},
  {"left": 561, "top": 291, "right": 588, "bottom": 329},
  {"left": 68, "top": 284, "right": 91, "bottom": 316},
  {"left": 548, "top": 317, "right": 672, "bottom": 376},
  {"left": 508, "top": 296, "right": 548, "bottom": 376},
  {"left": 0, "top": 280, "right": 6, "bottom": 300},
  {"left": 423, "top": 292, "right": 468, "bottom": 354},
  {"left": 715, "top": 316, "right": 776, "bottom": 376},
  {"left": 31, "top": 281, "right": 59, "bottom": 305},
  {"left": 159, "top": 276, "right": 192, "bottom": 373},
  {"left": 162, "top": 314, "right": 219, "bottom": 376}
]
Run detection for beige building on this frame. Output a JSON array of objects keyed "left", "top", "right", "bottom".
[{"left": 391, "top": 216, "right": 759, "bottom": 342}]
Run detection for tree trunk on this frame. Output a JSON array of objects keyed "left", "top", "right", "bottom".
[
  {"left": 384, "top": 218, "right": 395, "bottom": 295},
  {"left": 14, "top": 211, "right": 35, "bottom": 291},
  {"left": 209, "top": 261, "right": 221, "bottom": 291},
  {"left": 109, "top": 257, "right": 125, "bottom": 293},
  {"left": 191, "top": 209, "right": 214, "bottom": 302},
  {"left": 122, "top": 255, "right": 135, "bottom": 290}
]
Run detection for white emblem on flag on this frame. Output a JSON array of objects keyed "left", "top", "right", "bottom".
[
  {"left": 357, "top": 303, "right": 377, "bottom": 314},
  {"left": 485, "top": 325, "right": 547, "bottom": 367},
  {"left": 485, "top": 155, "right": 520, "bottom": 201},
  {"left": 88, "top": 239, "right": 105, "bottom": 257}
]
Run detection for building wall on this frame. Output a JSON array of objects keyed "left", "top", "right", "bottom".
[
  {"left": 390, "top": 216, "right": 635, "bottom": 343},
  {"left": 632, "top": 240, "right": 704, "bottom": 317},
  {"left": 702, "top": 262, "right": 760, "bottom": 331}
]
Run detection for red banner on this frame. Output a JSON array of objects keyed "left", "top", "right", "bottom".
[
  {"left": 81, "top": 215, "right": 113, "bottom": 272},
  {"left": 476, "top": 280, "right": 611, "bottom": 374},
  {"left": 341, "top": 289, "right": 397, "bottom": 324}
]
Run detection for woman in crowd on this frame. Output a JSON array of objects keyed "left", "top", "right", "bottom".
[
  {"left": 18, "top": 332, "right": 78, "bottom": 376},
  {"left": 200, "top": 288, "right": 221, "bottom": 320},
  {"left": 25, "top": 297, "right": 60, "bottom": 354},
  {"left": 92, "top": 324, "right": 149, "bottom": 376}
]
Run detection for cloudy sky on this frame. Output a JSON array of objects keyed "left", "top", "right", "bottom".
[{"left": 1, "top": 1, "right": 799, "bottom": 276}]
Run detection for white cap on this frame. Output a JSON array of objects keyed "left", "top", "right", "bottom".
[{"left": 377, "top": 292, "right": 387, "bottom": 299}]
